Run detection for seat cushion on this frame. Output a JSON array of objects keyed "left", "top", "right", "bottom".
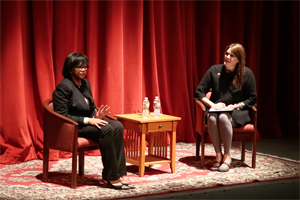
[
  {"left": 233, "top": 124, "right": 254, "bottom": 133},
  {"left": 77, "top": 137, "right": 99, "bottom": 148}
]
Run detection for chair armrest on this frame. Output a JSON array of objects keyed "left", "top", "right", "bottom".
[
  {"left": 250, "top": 106, "right": 257, "bottom": 126},
  {"left": 195, "top": 99, "right": 206, "bottom": 112},
  {"left": 195, "top": 99, "right": 207, "bottom": 135},
  {"left": 44, "top": 100, "right": 78, "bottom": 126}
]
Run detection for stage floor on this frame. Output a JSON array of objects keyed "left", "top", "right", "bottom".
[
  {"left": 0, "top": 137, "right": 299, "bottom": 200},
  {"left": 133, "top": 136, "right": 300, "bottom": 199},
  {"left": 236, "top": 136, "right": 299, "bottom": 161}
]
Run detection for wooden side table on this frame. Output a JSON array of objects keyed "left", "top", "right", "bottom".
[{"left": 114, "top": 113, "right": 181, "bottom": 177}]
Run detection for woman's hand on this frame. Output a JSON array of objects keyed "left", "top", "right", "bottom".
[
  {"left": 212, "top": 102, "right": 226, "bottom": 110},
  {"left": 95, "top": 105, "right": 111, "bottom": 119},
  {"left": 225, "top": 103, "right": 242, "bottom": 110},
  {"left": 224, "top": 104, "right": 235, "bottom": 110},
  {"left": 88, "top": 118, "right": 108, "bottom": 129}
]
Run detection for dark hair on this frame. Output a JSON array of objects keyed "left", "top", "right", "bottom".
[
  {"left": 224, "top": 43, "right": 246, "bottom": 90},
  {"left": 62, "top": 52, "right": 89, "bottom": 79}
]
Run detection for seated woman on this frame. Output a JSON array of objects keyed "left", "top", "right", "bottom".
[
  {"left": 53, "top": 52, "right": 135, "bottom": 190},
  {"left": 194, "top": 43, "right": 257, "bottom": 172}
]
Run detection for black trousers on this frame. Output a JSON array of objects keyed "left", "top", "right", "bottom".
[{"left": 78, "top": 119, "right": 127, "bottom": 181}]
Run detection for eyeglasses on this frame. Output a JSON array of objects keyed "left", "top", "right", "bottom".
[{"left": 74, "top": 65, "right": 88, "bottom": 70}]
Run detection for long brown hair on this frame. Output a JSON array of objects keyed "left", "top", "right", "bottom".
[{"left": 225, "top": 43, "right": 246, "bottom": 90}]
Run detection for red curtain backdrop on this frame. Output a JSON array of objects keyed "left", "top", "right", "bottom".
[{"left": 0, "top": 0, "right": 299, "bottom": 164}]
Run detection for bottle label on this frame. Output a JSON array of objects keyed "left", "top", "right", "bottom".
[{"left": 142, "top": 99, "right": 150, "bottom": 118}]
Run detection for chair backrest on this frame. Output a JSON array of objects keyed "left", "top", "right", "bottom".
[{"left": 44, "top": 99, "right": 78, "bottom": 152}]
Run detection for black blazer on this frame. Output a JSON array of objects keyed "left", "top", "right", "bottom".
[
  {"left": 52, "top": 78, "right": 96, "bottom": 125},
  {"left": 194, "top": 64, "right": 257, "bottom": 126}
]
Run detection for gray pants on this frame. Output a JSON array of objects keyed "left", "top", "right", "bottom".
[{"left": 207, "top": 112, "right": 237, "bottom": 154}]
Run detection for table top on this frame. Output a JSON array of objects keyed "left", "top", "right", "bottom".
[{"left": 114, "top": 113, "right": 181, "bottom": 123}]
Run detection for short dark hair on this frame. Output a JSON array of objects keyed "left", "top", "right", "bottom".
[{"left": 62, "top": 52, "right": 89, "bottom": 79}]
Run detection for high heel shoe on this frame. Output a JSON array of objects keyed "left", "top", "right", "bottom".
[
  {"left": 106, "top": 180, "right": 130, "bottom": 190},
  {"left": 121, "top": 183, "right": 135, "bottom": 189}
]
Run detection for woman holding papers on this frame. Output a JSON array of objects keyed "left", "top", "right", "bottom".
[{"left": 194, "top": 43, "right": 257, "bottom": 172}]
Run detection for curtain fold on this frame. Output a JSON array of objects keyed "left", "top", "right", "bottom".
[{"left": 0, "top": 0, "right": 298, "bottom": 164}]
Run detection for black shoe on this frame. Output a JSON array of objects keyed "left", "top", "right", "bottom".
[
  {"left": 120, "top": 177, "right": 136, "bottom": 189},
  {"left": 122, "top": 183, "right": 136, "bottom": 189},
  {"left": 107, "top": 181, "right": 130, "bottom": 190}
]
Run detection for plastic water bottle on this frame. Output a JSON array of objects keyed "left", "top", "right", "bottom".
[
  {"left": 153, "top": 96, "right": 161, "bottom": 117},
  {"left": 142, "top": 97, "right": 150, "bottom": 118}
]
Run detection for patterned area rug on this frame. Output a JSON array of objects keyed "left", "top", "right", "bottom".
[{"left": 0, "top": 143, "right": 299, "bottom": 200}]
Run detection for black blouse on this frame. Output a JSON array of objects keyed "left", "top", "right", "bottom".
[{"left": 52, "top": 78, "right": 96, "bottom": 125}]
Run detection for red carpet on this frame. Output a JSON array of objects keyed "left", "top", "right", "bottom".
[{"left": 0, "top": 143, "right": 299, "bottom": 199}]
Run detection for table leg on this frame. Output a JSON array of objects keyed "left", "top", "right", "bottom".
[
  {"left": 148, "top": 132, "right": 154, "bottom": 168},
  {"left": 170, "top": 121, "right": 178, "bottom": 173},
  {"left": 139, "top": 124, "right": 147, "bottom": 177}
]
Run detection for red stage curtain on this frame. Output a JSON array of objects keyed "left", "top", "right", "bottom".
[{"left": 0, "top": 1, "right": 298, "bottom": 164}]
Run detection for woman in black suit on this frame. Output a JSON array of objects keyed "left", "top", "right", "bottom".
[
  {"left": 194, "top": 43, "right": 257, "bottom": 172},
  {"left": 53, "top": 52, "right": 134, "bottom": 190}
]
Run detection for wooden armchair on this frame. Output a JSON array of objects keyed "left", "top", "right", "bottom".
[
  {"left": 43, "top": 99, "right": 114, "bottom": 189},
  {"left": 195, "top": 93, "right": 257, "bottom": 169}
]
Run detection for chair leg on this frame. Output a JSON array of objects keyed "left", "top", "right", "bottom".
[
  {"left": 196, "top": 132, "right": 201, "bottom": 160},
  {"left": 252, "top": 137, "right": 257, "bottom": 168},
  {"left": 240, "top": 138, "right": 246, "bottom": 162},
  {"left": 42, "top": 148, "right": 49, "bottom": 182},
  {"left": 71, "top": 152, "right": 78, "bottom": 189},
  {"left": 201, "top": 134, "right": 205, "bottom": 168},
  {"left": 79, "top": 151, "right": 84, "bottom": 176}
]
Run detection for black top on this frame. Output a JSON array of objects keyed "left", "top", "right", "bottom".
[
  {"left": 194, "top": 64, "right": 257, "bottom": 126},
  {"left": 52, "top": 78, "right": 96, "bottom": 125}
]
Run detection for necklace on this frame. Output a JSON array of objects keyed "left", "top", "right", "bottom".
[{"left": 73, "top": 80, "right": 81, "bottom": 88}]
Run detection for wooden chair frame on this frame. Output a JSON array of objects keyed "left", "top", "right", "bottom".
[{"left": 195, "top": 99, "right": 257, "bottom": 169}]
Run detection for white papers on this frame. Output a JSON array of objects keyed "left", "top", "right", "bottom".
[{"left": 209, "top": 108, "right": 233, "bottom": 112}]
